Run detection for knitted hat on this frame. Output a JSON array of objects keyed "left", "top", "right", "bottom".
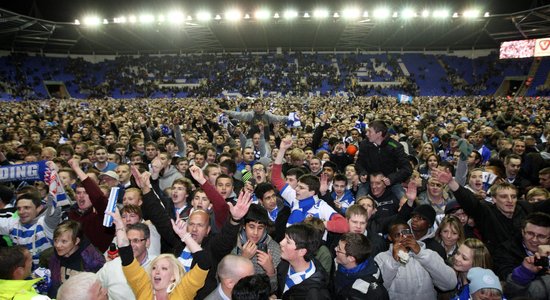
[
  {"left": 467, "top": 267, "right": 502, "bottom": 295},
  {"left": 444, "top": 200, "right": 462, "bottom": 215},
  {"left": 411, "top": 204, "right": 436, "bottom": 226}
]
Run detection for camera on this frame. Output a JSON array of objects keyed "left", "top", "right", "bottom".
[
  {"left": 534, "top": 256, "right": 550, "bottom": 268},
  {"left": 257, "top": 243, "right": 268, "bottom": 253}
]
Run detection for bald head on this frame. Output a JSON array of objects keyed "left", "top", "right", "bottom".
[
  {"left": 217, "top": 254, "right": 255, "bottom": 295},
  {"left": 218, "top": 254, "right": 254, "bottom": 279}
]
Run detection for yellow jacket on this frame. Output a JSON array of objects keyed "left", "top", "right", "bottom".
[{"left": 122, "top": 258, "right": 207, "bottom": 300}]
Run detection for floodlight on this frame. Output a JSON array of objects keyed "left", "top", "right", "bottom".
[
  {"left": 114, "top": 16, "right": 126, "bottom": 24},
  {"left": 139, "top": 14, "right": 155, "bottom": 24},
  {"left": 313, "top": 9, "right": 329, "bottom": 18},
  {"left": 452, "top": 12, "right": 459, "bottom": 18},
  {"left": 484, "top": 12, "right": 490, "bottom": 17},
  {"left": 215, "top": 14, "right": 222, "bottom": 20},
  {"left": 225, "top": 9, "right": 241, "bottom": 21},
  {"left": 373, "top": 8, "right": 390, "bottom": 19},
  {"left": 187, "top": 15, "right": 193, "bottom": 21},
  {"left": 342, "top": 8, "right": 360, "bottom": 19},
  {"left": 283, "top": 10, "right": 298, "bottom": 19},
  {"left": 304, "top": 12, "right": 310, "bottom": 18},
  {"left": 463, "top": 9, "right": 480, "bottom": 18},
  {"left": 128, "top": 15, "right": 137, "bottom": 23},
  {"left": 421, "top": 10, "right": 430, "bottom": 18},
  {"left": 103, "top": 19, "right": 109, "bottom": 24},
  {"left": 158, "top": 15, "right": 165, "bottom": 23},
  {"left": 401, "top": 8, "right": 416, "bottom": 19},
  {"left": 197, "top": 11, "right": 211, "bottom": 21},
  {"left": 333, "top": 12, "right": 340, "bottom": 18},
  {"left": 274, "top": 12, "right": 280, "bottom": 19},
  {"left": 255, "top": 10, "right": 270, "bottom": 20},
  {"left": 432, "top": 10, "right": 449, "bottom": 18},
  {"left": 167, "top": 11, "right": 184, "bottom": 24},
  {"left": 244, "top": 13, "right": 250, "bottom": 19},
  {"left": 392, "top": 12, "right": 398, "bottom": 18},
  {"left": 363, "top": 11, "right": 369, "bottom": 18},
  {"left": 74, "top": 19, "right": 81, "bottom": 25},
  {"left": 83, "top": 16, "right": 101, "bottom": 26}
]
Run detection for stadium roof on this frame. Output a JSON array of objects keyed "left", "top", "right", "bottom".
[{"left": 0, "top": 1, "right": 549, "bottom": 54}]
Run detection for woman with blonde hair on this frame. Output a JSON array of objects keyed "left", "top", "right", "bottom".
[
  {"left": 450, "top": 238, "right": 492, "bottom": 300},
  {"left": 417, "top": 142, "right": 435, "bottom": 166},
  {"left": 435, "top": 215, "right": 465, "bottom": 260},
  {"left": 109, "top": 209, "right": 210, "bottom": 300}
]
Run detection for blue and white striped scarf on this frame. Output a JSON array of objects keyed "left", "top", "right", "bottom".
[
  {"left": 177, "top": 246, "right": 193, "bottom": 272},
  {"left": 284, "top": 260, "right": 316, "bottom": 293}
]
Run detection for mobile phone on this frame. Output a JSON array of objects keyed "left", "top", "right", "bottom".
[
  {"left": 400, "top": 229, "right": 413, "bottom": 237},
  {"left": 257, "top": 243, "right": 268, "bottom": 252},
  {"left": 534, "top": 256, "right": 550, "bottom": 268}
]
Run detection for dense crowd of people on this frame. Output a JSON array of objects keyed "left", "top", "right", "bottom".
[{"left": 0, "top": 93, "right": 549, "bottom": 300}]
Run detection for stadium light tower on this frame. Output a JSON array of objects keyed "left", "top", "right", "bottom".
[
  {"left": 255, "top": 9, "right": 270, "bottom": 20},
  {"left": 432, "top": 9, "right": 449, "bottom": 18},
  {"left": 401, "top": 8, "right": 416, "bottom": 19},
  {"left": 342, "top": 7, "right": 360, "bottom": 20},
  {"left": 83, "top": 16, "right": 101, "bottom": 26},
  {"left": 225, "top": 9, "right": 242, "bottom": 21},
  {"left": 283, "top": 10, "right": 298, "bottom": 19},
  {"left": 139, "top": 14, "right": 155, "bottom": 24},
  {"left": 197, "top": 11, "right": 211, "bottom": 21},
  {"left": 463, "top": 9, "right": 480, "bottom": 18},
  {"left": 421, "top": 10, "right": 430, "bottom": 18},
  {"left": 167, "top": 11, "right": 184, "bottom": 24},
  {"left": 373, "top": 7, "right": 390, "bottom": 19},
  {"left": 313, "top": 9, "right": 329, "bottom": 19}
]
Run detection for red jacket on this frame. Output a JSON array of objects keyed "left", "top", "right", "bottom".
[{"left": 68, "top": 177, "right": 114, "bottom": 252}]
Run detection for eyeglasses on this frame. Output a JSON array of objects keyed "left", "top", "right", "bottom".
[
  {"left": 334, "top": 246, "right": 347, "bottom": 256},
  {"left": 523, "top": 230, "right": 550, "bottom": 242},
  {"left": 129, "top": 238, "right": 146, "bottom": 244},
  {"left": 428, "top": 182, "right": 443, "bottom": 188}
]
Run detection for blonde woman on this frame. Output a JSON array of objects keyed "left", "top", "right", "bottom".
[
  {"left": 435, "top": 215, "right": 465, "bottom": 260},
  {"left": 109, "top": 209, "right": 210, "bottom": 300},
  {"left": 450, "top": 238, "right": 492, "bottom": 300}
]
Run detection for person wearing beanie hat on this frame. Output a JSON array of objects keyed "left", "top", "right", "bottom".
[
  {"left": 232, "top": 203, "right": 281, "bottom": 292},
  {"left": 408, "top": 204, "right": 447, "bottom": 260},
  {"left": 467, "top": 267, "right": 503, "bottom": 299}
]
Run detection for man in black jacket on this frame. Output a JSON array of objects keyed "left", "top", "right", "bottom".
[
  {"left": 432, "top": 168, "right": 550, "bottom": 253},
  {"left": 332, "top": 233, "right": 389, "bottom": 299},
  {"left": 276, "top": 223, "right": 331, "bottom": 299},
  {"left": 356, "top": 120, "right": 412, "bottom": 200}
]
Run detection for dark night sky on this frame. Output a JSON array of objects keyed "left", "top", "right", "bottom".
[{"left": 1, "top": 0, "right": 546, "bottom": 23}]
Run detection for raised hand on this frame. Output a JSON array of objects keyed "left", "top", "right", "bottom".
[
  {"left": 405, "top": 180, "right": 417, "bottom": 201},
  {"left": 279, "top": 136, "right": 293, "bottom": 151},
  {"left": 67, "top": 158, "right": 81, "bottom": 170},
  {"left": 189, "top": 165, "right": 206, "bottom": 185},
  {"left": 431, "top": 168, "right": 453, "bottom": 185},
  {"left": 228, "top": 190, "right": 252, "bottom": 221},
  {"left": 170, "top": 213, "right": 189, "bottom": 240},
  {"left": 106, "top": 208, "right": 125, "bottom": 229},
  {"left": 319, "top": 173, "right": 329, "bottom": 195}
]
